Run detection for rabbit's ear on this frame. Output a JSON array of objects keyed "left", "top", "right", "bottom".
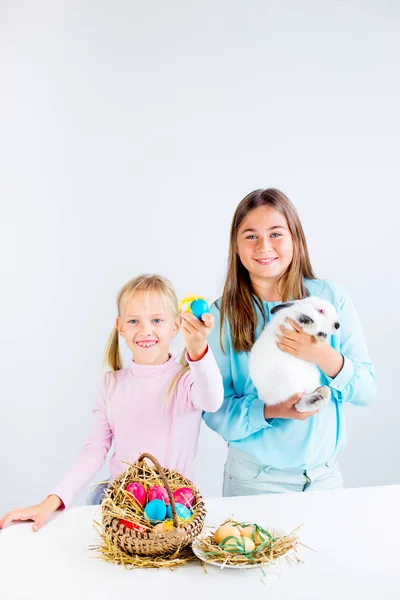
[
  {"left": 296, "top": 312, "right": 315, "bottom": 325},
  {"left": 270, "top": 302, "right": 294, "bottom": 315}
]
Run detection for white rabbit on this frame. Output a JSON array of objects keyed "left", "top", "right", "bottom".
[{"left": 249, "top": 297, "right": 340, "bottom": 413}]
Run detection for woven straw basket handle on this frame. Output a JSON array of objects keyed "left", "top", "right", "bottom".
[{"left": 137, "top": 453, "right": 180, "bottom": 529}]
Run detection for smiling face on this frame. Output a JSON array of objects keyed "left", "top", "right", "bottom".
[
  {"left": 116, "top": 291, "right": 180, "bottom": 365},
  {"left": 236, "top": 205, "right": 294, "bottom": 293}
]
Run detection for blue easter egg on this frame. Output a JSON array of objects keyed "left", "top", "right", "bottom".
[
  {"left": 190, "top": 299, "right": 210, "bottom": 320},
  {"left": 144, "top": 499, "right": 167, "bottom": 524},
  {"left": 167, "top": 502, "right": 192, "bottom": 521}
]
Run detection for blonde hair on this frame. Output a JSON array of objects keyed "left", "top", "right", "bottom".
[
  {"left": 104, "top": 274, "right": 189, "bottom": 404},
  {"left": 220, "top": 188, "right": 316, "bottom": 353}
]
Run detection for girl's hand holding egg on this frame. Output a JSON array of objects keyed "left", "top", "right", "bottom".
[
  {"left": 189, "top": 298, "right": 210, "bottom": 320},
  {"left": 178, "top": 296, "right": 211, "bottom": 322},
  {"left": 180, "top": 313, "right": 214, "bottom": 364},
  {"left": 179, "top": 296, "right": 213, "bottom": 361}
]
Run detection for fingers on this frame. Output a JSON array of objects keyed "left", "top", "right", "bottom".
[
  {"left": 0, "top": 509, "right": 19, "bottom": 528},
  {"left": 287, "top": 393, "right": 320, "bottom": 420},
  {"left": 277, "top": 339, "right": 298, "bottom": 353},
  {"left": 279, "top": 325, "right": 299, "bottom": 341},
  {"left": 297, "top": 408, "right": 320, "bottom": 421},
  {"left": 285, "top": 392, "right": 320, "bottom": 420},
  {"left": 264, "top": 393, "right": 320, "bottom": 421},
  {"left": 0, "top": 508, "right": 31, "bottom": 529},
  {"left": 285, "top": 317, "right": 302, "bottom": 332},
  {"left": 181, "top": 321, "right": 202, "bottom": 341},
  {"left": 0, "top": 499, "right": 58, "bottom": 531},
  {"left": 287, "top": 392, "right": 304, "bottom": 405},
  {"left": 181, "top": 318, "right": 197, "bottom": 334},
  {"left": 180, "top": 311, "right": 213, "bottom": 333},
  {"left": 201, "top": 313, "right": 214, "bottom": 328},
  {"left": 180, "top": 312, "right": 200, "bottom": 329},
  {"left": 0, "top": 512, "right": 11, "bottom": 529}
]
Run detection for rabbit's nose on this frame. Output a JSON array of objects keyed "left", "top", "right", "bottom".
[{"left": 334, "top": 321, "right": 340, "bottom": 330}]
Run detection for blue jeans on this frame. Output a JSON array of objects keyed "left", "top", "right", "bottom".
[
  {"left": 223, "top": 447, "right": 343, "bottom": 496},
  {"left": 86, "top": 481, "right": 109, "bottom": 505}
]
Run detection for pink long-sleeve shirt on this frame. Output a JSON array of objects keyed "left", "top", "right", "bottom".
[{"left": 52, "top": 347, "right": 223, "bottom": 507}]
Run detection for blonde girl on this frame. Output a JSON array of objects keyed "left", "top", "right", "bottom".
[{"left": 1, "top": 275, "right": 223, "bottom": 530}]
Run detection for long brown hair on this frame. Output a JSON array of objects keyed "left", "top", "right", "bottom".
[
  {"left": 104, "top": 274, "right": 189, "bottom": 405},
  {"left": 220, "top": 188, "right": 316, "bottom": 353}
]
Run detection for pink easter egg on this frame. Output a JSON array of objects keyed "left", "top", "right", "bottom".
[
  {"left": 172, "top": 487, "right": 195, "bottom": 508},
  {"left": 125, "top": 482, "right": 146, "bottom": 508},
  {"left": 147, "top": 485, "right": 170, "bottom": 505}
]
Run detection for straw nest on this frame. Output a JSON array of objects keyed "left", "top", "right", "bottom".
[
  {"left": 92, "top": 453, "right": 206, "bottom": 568},
  {"left": 194, "top": 519, "right": 302, "bottom": 572}
]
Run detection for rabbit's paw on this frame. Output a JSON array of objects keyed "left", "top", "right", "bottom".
[{"left": 295, "top": 386, "right": 330, "bottom": 413}]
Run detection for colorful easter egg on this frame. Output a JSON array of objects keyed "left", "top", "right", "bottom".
[
  {"left": 144, "top": 499, "right": 167, "bottom": 524},
  {"left": 166, "top": 502, "right": 192, "bottom": 520},
  {"left": 190, "top": 298, "right": 210, "bottom": 320},
  {"left": 147, "top": 485, "right": 170, "bottom": 505},
  {"left": 119, "top": 519, "right": 146, "bottom": 532},
  {"left": 125, "top": 482, "right": 146, "bottom": 508},
  {"left": 172, "top": 487, "right": 195, "bottom": 508}
]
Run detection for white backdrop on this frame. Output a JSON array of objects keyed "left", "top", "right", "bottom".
[{"left": 0, "top": 0, "right": 399, "bottom": 515}]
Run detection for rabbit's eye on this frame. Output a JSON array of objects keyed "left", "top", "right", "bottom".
[{"left": 318, "top": 309, "right": 325, "bottom": 315}]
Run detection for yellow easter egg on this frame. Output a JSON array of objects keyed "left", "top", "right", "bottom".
[
  {"left": 241, "top": 536, "right": 256, "bottom": 552},
  {"left": 213, "top": 523, "right": 241, "bottom": 545},
  {"left": 240, "top": 525, "right": 265, "bottom": 546},
  {"left": 223, "top": 535, "right": 255, "bottom": 553},
  {"left": 240, "top": 525, "right": 255, "bottom": 538}
]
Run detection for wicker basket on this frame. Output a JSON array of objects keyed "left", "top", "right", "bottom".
[{"left": 101, "top": 453, "right": 206, "bottom": 557}]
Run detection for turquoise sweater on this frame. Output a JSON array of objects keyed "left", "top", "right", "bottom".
[{"left": 203, "top": 279, "right": 377, "bottom": 469}]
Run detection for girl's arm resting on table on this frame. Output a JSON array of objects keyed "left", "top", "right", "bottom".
[{"left": 0, "top": 493, "right": 63, "bottom": 532}]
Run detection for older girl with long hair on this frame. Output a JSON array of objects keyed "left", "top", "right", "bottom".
[{"left": 203, "top": 188, "right": 376, "bottom": 495}]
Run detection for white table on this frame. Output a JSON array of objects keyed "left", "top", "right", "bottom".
[{"left": 1, "top": 485, "right": 399, "bottom": 599}]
